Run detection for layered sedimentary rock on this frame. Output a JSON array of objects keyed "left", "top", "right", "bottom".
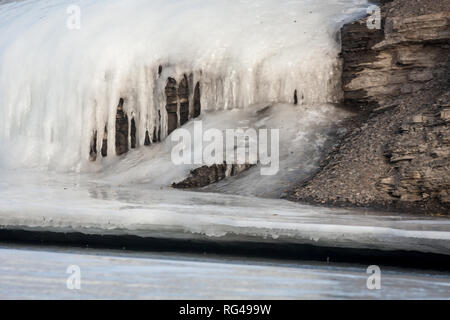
[
  {"left": 193, "top": 82, "right": 201, "bottom": 118},
  {"left": 115, "top": 98, "right": 129, "bottom": 156},
  {"left": 342, "top": 2, "right": 449, "bottom": 110},
  {"left": 165, "top": 77, "right": 178, "bottom": 136},
  {"left": 164, "top": 74, "right": 201, "bottom": 137},
  {"left": 101, "top": 125, "right": 108, "bottom": 157},
  {"left": 178, "top": 75, "right": 190, "bottom": 127},
  {"left": 130, "top": 117, "right": 137, "bottom": 149},
  {"left": 379, "top": 93, "right": 450, "bottom": 204},
  {"left": 291, "top": 0, "right": 450, "bottom": 214},
  {"left": 172, "top": 163, "right": 254, "bottom": 189},
  {"left": 89, "top": 130, "right": 98, "bottom": 161}
]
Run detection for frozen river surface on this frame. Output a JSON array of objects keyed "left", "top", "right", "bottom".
[
  {"left": 1, "top": 171, "right": 450, "bottom": 299},
  {"left": 0, "top": 244, "right": 449, "bottom": 299},
  {"left": 2, "top": 171, "right": 450, "bottom": 255}
]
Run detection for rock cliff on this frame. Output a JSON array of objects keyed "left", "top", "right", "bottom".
[{"left": 290, "top": 0, "right": 450, "bottom": 214}]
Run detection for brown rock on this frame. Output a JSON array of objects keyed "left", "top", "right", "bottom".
[
  {"left": 172, "top": 163, "right": 254, "bottom": 189},
  {"left": 115, "top": 98, "right": 129, "bottom": 156},
  {"left": 289, "top": 0, "right": 450, "bottom": 214}
]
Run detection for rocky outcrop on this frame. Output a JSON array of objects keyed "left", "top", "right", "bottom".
[
  {"left": 165, "top": 74, "right": 201, "bottom": 136},
  {"left": 165, "top": 77, "right": 178, "bottom": 136},
  {"left": 379, "top": 93, "right": 450, "bottom": 204},
  {"left": 130, "top": 117, "right": 137, "bottom": 149},
  {"left": 290, "top": 0, "right": 450, "bottom": 214},
  {"left": 115, "top": 98, "right": 129, "bottom": 156},
  {"left": 342, "top": 3, "right": 450, "bottom": 110},
  {"left": 101, "top": 125, "right": 108, "bottom": 157},
  {"left": 178, "top": 75, "right": 190, "bottom": 127},
  {"left": 172, "top": 163, "right": 254, "bottom": 189},
  {"left": 89, "top": 130, "right": 98, "bottom": 161},
  {"left": 193, "top": 82, "right": 201, "bottom": 118}
]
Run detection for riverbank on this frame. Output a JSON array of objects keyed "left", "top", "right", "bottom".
[
  {"left": 1, "top": 172, "right": 449, "bottom": 269},
  {"left": 289, "top": 0, "right": 450, "bottom": 214}
]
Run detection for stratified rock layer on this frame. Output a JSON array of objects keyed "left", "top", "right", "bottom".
[
  {"left": 342, "top": 3, "right": 450, "bottom": 110},
  {"left": 380, "top": 93, "right": 450, "bottom": 204},
  {"left": 115, "top": 98, "right": 129, "bottom": 156},
  {"left": 291, "top": 0, "right": 450, "bottom": 214},
  {"left": 172, "top": 163, "right": 254, "bottom": 189}
]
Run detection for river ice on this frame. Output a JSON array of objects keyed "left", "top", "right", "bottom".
[
  {"left": 1, "top": 170, "right": 450, "bottom": 255},
  {"left": 0, "top": 244, "right": 449, "bottom": 299}
]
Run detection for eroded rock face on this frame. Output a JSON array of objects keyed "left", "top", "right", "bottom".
[
  {"left": 179, "top": 75, "right": 189, "bottom": 126},
  {"left": 342, "top": 6, "right": 450, "bottom": 110},
  {"left": 89, "top": 130, "right": 98, "bottom": 161},
  {"left": 101, "top": 125, "right": 108, "bottom": 157},
  {"left": 172, "top": 163, "right": 254, "bottom": 189},
  {"left": 380, "top": 93, "right": 450, "bottom": 204},
  {"left": 115, "top": 98, "right": 129, "bottom": 156},
  {"left": 193, "top": 82, "right": 201, "bottom": 118},
  {"left": 165, "top": 77, "right": 178, "bottom": 136},
  {"left": 144, "top": 130, "right": 151, "bottom": 146},
  {"left": 130, "top": 117, "right": 137, "bottom": 149},
  {"left": 165, "top": 74, "right": 196, "bottom": 135},
  {"left": 290, "top": 0, "right": 450, "bottom": 214}
]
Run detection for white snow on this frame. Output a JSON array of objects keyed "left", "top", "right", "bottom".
[{"left": 0, "top": 0, "right": 369, "bottom": 171}]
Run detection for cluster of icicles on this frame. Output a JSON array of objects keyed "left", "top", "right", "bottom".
[
  {"left": 89, "top": 67, "right": 202, "bottom": 163},
  {"left": 0, "top": 0, "right": 369, "bottom": 171}
]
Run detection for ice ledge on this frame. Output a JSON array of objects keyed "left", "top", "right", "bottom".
[{"left": 0, "top": 185, "right": 449, "bottom": 256}]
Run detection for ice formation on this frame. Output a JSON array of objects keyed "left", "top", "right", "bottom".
[
  {"left": 1, "top": 172, "right": 450, "bottom": 254},
  {"left": 1, "top": 1, "right": 450, "bottom": 257},
  {"left": 0, "top": 0, "right": 369, "bottom": 172}
]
